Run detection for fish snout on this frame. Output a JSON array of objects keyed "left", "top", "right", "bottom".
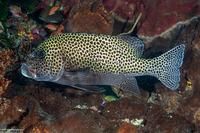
[{"left": 21, "top": 63, "right": 36, "bottom": 78}]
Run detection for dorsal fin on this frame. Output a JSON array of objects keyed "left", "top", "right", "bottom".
[{"left": 116, "top": 36, "right": 145, "bottom": 58}]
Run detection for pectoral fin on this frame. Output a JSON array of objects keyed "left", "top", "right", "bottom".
[
  {"left": 71, "top": 85, "right": 106, "bottom": 93},
  {"left": 65, "top": 67, "right": 90, "bottom": 72},
  {"left": 64, "top": 67, "right": 90, "bottom": 79},
  {"left": 116, "top": 76, "right": 140, "bottom": 94}
]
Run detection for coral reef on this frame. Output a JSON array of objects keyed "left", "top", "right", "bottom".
[
  {"left": 65, "top": 1, "right": 114, "bottom": 35},
  {"left": 117, "top": 123, "right": 138, "bottom": 133},
  {"left": 137, "top": 0, "right": 200, "bottom": 38},
  {"left": 106, "top": 0, "right": 200, "bottom": 44},
  {"left": 174, "top": 17, "right": 200, "bottom": 129},
  {"left": 0, "top": 95, "right": 42, "bottom": 130},
  {"left": 29, "top": 110, "right": 103, "bottom": 133},
  {"left": 36, "top": 1, "right": 114, "bottom": 36},
  {"left": 145, "top": 16, "right": 200, "bottom": 131},
  {"left": 0, "top": 0, "right": 200, "bottom": 132},
  {"left": 103, "top": 0, "right": 141, "bottom": 22},
  {"left": 0, "top": 49, "right": 13, "bottom": 115},
  {"left": 145, "top": 105, "right": 193, "bottom": 132},
  {"left": 25, "top": 85, "right": 69, "bottom": 115}
]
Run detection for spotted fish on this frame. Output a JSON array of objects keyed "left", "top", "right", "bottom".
[{"left": 21, "top": 33, "right": 185, "bottom": 94}]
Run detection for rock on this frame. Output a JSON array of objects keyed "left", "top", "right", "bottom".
[
  {"left": 30, "top": 110, "right": 103, "bottom": 133},
  {"left": 145, "top": 105, "right": 193, "bottom": 132},
  {"left": 151, "top": 16, "right": 200, "bottom": 131},
  {"left": 0, "top": 95, "right": 44, "bottom": 130},
  {"left": 106, "top": 0, "right": 200, "bottom": 44},
  {"left": 138, "top": 0, "right": 200, "bottom": 38}
]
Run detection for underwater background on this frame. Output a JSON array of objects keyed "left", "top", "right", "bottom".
[{"left": 0, "top": 0, "right": 200, "bottom": 132}]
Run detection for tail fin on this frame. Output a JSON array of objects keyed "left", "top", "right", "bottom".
[{"left": 150, "top": 44, "right": 185, "bottom": 90}]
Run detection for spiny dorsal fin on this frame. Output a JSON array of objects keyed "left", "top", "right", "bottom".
[{"left": 116, "top": 36, "right": 144, "bottom": 58}]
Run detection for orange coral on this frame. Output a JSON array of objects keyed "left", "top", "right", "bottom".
[
  {"left": 0, "top": 49, "right": 13, "bottom": 115},
  {"left": 66, "top": 1, "right": 114, "bottom": 35},
  {"left": 117, "top": 123, "right": 138, "bottom": 133},
  {"left": 30, "top": 124, "right": 52, "bottom": 133}
]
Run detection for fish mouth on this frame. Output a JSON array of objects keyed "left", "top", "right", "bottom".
[
  {"left": 21, "top": 63, "right": 50, "bottom": 81},
  {"left": 21, "top": 63, "right": 36, "bottom": 78}
]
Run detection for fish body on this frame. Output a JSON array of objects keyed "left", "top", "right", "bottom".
[
  {"left": 21, "top": 33, "right": 185, "bottom": 93},
  {"left": 45, "top": 24, "right": 57, "bottom": 31},
  {"left": 49, "top": 6, "right": 60, "bottom": 15},
  {"left": 8, "top": 5, "right": 24, "bottom": 18}
]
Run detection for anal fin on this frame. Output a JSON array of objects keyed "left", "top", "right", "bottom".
[{"left": 116, "top": 77, "right": 140, "bottom": 94}]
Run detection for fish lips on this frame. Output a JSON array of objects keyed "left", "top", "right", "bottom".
[
  {"left": 21, "top": 63, "right": 36, "bottom": 78},
  {"left": 21, "top": 63, "right": 50, "bottom": 81}
]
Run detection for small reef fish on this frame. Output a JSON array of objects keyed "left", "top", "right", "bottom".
[
  {"left": 8, "top": 5, "right": 24, "bottom": 18},
  {"left": 49, "top": 6, "right": 60, "bottom": 15},
  {"left": 45, "top": 24, "right": 57, "bottom": 31},
  {"left": 21, "top": 33, "right": 185, "bottom": 94},
  {"left": 39, "top": 6, "right": 63, "bottom": 23}
]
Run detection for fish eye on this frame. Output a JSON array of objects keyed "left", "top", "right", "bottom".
[{"left": 37, "top": 50, "right": 46, "bottom": 59}]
